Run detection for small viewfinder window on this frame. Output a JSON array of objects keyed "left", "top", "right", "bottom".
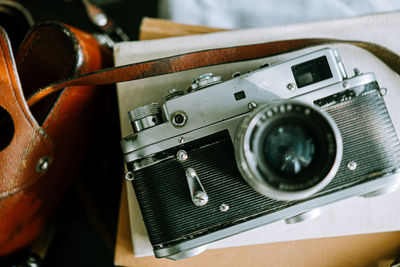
[{"left": 291, "top": 56, "right": 333, "bottom": 88}]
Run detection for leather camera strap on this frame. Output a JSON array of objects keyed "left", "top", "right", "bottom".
[{"left": 27, "top": 38, "right": 400, "bottom": 107}]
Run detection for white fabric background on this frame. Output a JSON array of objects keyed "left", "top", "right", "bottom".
[{"left": 159, "top": 0, "right": 400, "bottom": 29}]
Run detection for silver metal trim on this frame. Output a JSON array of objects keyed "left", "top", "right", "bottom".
[
  {"left": 284, "top": 208, "right": 321, "bottom": 224},
  {"left": 361, "top": 184, "right": 400, "bottom": 198},
  {"left": 165, "top": 245, "right": 208, "bottom": 260}
]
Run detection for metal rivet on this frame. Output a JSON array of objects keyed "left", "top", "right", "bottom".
[
  {"left": 287, "top": 83, "right": 296, "bottom": 91},
  {"left": 248, "top": 102, "right": 257, "bottom": 110},
  {"left": 36, "top": 157, "right": 50, "bottom": 173},
  {"left": 379, "top": 87, "right": 387, "bottom": 96},
  {"left": 219, "top": 203, "right": 229, "bottom": 212},
  {"left": 347, "top": 161, "right": 357, "bottom": 171},
  {"left": 125, "top": 171, "right": 134, "bottom": 181},
  {"left": 178, "top": 137, "right": 185, "bottom": 144},
  {"left": 176, "top": 150, "right": 188, "bottom": 161},
  {"left": 342, "top": 81, "right": 350, "bottom": 89}
]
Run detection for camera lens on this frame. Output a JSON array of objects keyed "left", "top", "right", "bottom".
[
  {"left": 235, "top": 101, "right": 342, "bottom": 201},
  {"left": 262, "top": 122, "right": 314, "bottom": 175}
]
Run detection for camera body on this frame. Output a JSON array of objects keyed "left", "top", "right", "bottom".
[{"left": 121, "top": 48, "right": 400, "bottom": 260}]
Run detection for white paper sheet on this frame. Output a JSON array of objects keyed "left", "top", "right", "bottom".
[{"left": 115, "top": 12, "right": 400, "bottom": 257}]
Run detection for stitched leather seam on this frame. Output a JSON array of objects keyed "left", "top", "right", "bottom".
[
  {"left": 0, "top": 40, "right": 43, "bottom": 197},
  {"left": 1, "top": 134, "right": 39, "bottom": 198}
]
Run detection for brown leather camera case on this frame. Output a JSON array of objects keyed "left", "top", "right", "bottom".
[{"left": 0, "top": 22, "right": 111, "bottom": 256}]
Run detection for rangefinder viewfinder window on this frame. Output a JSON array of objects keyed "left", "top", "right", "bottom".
[{"left": 291, "top": 56, "right": 333, "bottom": 88}]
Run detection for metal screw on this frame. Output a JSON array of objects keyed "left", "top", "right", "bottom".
[
  {"left": 178, "top": 137, "right": 185, "bottom": 143},
  {"left": 36, "top": 157, "right": 49, "bottom": 173},
  {"left": 342, "top": 81, "right": 350, "bottom": 89},
  {"left": 193, "top": 191, "right": 208, "bottom": 206},
  {"left": 125, "top": 171, "right": 134, "bottom": 181},
  {"left": 379, "top": 87, "right": 387, "bottom": 96},
  {"left": 176, "top": 150, "right": 188, "bottom": 161},
  {"left": 287, "top": 83, "right": 296, "bottom": 91},
  {"left": 248, "top": 102, "right": 257, "bottom": 110},
  {"left": 219, "top": 203, "right": 229, "bottom": 212},
  {"left": 347, "top": 161, "right": 357, "bottom": 171}
]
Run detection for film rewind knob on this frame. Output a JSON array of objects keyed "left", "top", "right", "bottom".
[{"left": 127, "top": 103, "right": 163, "bottom": 133}]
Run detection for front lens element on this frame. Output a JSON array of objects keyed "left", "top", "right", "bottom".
[{"left": 263, "top": 122, "right": 315, "bottom": 175}]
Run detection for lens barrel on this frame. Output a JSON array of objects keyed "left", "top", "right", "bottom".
[{"left": 235, "top": 101, "right": 342, "bottom": 201}]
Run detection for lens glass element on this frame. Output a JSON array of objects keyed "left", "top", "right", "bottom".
[{"left": 263, "top": 122, "right": 315, "bottom": 175}]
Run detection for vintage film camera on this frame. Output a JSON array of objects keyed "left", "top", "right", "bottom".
[{"left": 121, "top": 48, "right": 400, "bottom": 260}]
